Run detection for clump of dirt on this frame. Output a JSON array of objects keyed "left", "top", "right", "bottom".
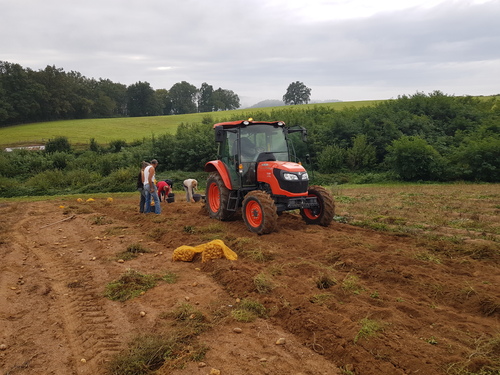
[{"left": 0, "top": 194, "right": 499, "bottom": 375}]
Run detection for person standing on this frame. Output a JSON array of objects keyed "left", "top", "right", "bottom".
[
  {"left": 137, "top": 161, "right": 149, "bottom": 213},
  {"left": 183, "top": 178, "right": 198, "bottom": 203},
  {"left": 144, "top": 159, "right": 161, "bottom": 214}
]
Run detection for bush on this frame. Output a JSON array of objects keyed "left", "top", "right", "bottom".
[
  {"left": 385, "top": 136, "right": 446, "bottom": 181},
  {"left": 0, "top": 176, "right": 20, "bottom": 197},
  {"left": 317, "top": 144, "right": 345, "bottom": 173},
  {"left": 25, "top": 169, "right": 67, "bottom": 194},
  {"left": 45, "top": 136, "right": 71, "bottom": 153},
  {"left": 79, "top": 166, "right": 136, "bottom": 193},
  {"left": 451, "top": 136, "right": 500, "bottom": 182}
]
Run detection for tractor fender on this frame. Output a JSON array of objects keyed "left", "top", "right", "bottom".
[{"left": 204, "top": 160, "right": 233, "bottom": 190}]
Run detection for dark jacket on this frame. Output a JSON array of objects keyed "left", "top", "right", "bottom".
[{"left": 136, "top": 172, "right": 143, "bottom": 189}]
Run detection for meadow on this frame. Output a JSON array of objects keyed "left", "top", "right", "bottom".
[{"left": 0, "top": 100, "right": 381, "bottom": 147}]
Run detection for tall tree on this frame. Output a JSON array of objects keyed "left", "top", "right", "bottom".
[
  {"left": 283, "top": 81, "right": 311, "bottom": 105},
  {"left": 127, "top": 81, "right": 160, "bottom": 117},
  {"left": 0, "top": 61, "right": 45, "bottom": 125},
  {"left": 169, "top": 81, "right": 198, "bottom": 114},
  {"left": 34, "top": 65, "right": 75, "bottom": 120},
  {"left": 198, "top": 82, "right": 214, "bottom": 112},
  {"left": 154, "top": 89, "right": 170, "bottom": 115},
  {"left": 212, "top": 88, "right": 240, "bottom": 111},
  {"left": 94, "top": 79, "right": 127, "bottom": 117}
]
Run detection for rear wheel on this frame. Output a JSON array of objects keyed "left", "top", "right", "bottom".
[
  {"left": 242, "top": 191, "right": 278, "bottom": 234},
  {"left": 205, "top": 172, "right": 236, "bottom": 221},
  {"left": 300, "top": 185, "right": 335, "bottom": 226}
]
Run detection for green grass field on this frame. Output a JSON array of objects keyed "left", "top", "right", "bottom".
[{"left": 0, "top": 100, "right": 381, "bottom": 147}]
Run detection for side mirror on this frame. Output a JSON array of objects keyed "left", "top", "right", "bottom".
[
  {"left": 302, "top": 129, "right": 308, "bottom": 142},
  {"left": 305, "top": 153, "right": 311, "bottom": 164},
  {"left": 214, "top": 126, "right": 224, "bottom": 143}
]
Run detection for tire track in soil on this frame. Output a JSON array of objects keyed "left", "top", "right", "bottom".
[{"left": 11, "top": 211, "right": 127, "bottom": 375}]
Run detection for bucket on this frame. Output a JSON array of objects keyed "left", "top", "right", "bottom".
[
  {"left": 193, "top": 193, "right": 202, "bottom": 203},
  {"left": 167, "top": 193, "right": 175, "bottom": 203}
]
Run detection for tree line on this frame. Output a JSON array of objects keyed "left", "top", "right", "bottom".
[
  {"left": 0, "top": 61, "right": 241, "bottom": 126},
  {"left": 0, "top": 91, "right": 498, "bottom": 198}
]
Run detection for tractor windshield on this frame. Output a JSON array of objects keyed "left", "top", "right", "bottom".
[{"left": 240, "top": 124, "right": 289, "bottom": 162}]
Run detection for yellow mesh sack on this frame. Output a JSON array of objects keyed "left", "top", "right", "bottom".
[
  {"left": 197, "top": 239, "right": 238, "bottom": 262},
  {"left": 172, "top": 240, "right": 237, "bottom": 262},
  {"left": 172, "top": 246, "right": 197, "bottom": 262}
]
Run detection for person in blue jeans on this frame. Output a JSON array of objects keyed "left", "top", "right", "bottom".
[
  {"left": 144, "top": 159, "right": 161, "bottom": 214},
  {"left": 137, "top": 161, "right": 149, "bottom": 213}
]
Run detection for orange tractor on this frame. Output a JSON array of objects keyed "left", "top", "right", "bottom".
[{"left": 204, "top": 119, "right": 335, "bottom": 234}]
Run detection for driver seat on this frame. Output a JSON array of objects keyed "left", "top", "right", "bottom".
[{"left": 256, "top": 152, "right": 276, "bottom": 162}]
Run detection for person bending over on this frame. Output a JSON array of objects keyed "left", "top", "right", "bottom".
[{"left": 183, "top": 179, "right": 198, "bottom": 203}]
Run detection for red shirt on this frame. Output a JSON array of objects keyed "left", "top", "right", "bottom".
[{"left": 157, "top": 180, "right": 171, "bottom": 195}]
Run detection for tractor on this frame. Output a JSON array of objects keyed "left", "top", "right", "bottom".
[{"left": 204, "top": 119, "right": 335, "bottom": 234}]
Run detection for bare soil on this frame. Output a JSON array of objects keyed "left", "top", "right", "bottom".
[{"left": 0, "top": 191, "right": 499, "bottom": 375}]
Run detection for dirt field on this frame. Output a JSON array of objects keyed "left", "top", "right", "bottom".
[{"left": 1, "top": 184, "right": 499, "bottom": 375}]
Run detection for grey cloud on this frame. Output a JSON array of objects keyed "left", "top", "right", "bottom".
[{"left": 1, "top": 0, "right": 499, "bottom": 105}]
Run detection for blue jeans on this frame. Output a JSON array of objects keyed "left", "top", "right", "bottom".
[{"left": 144, "top": 184, "right": 161, "bottom": 214}]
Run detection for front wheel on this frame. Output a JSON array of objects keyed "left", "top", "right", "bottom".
[
  {"left": 300, "top": 185, "right": 335, "bottom": 226},
  {"left": 205, "top": 172, "right": 236, "bottom": 221},
  {"left": 242, "top": 191, "right": 278, "bottom": 235}
]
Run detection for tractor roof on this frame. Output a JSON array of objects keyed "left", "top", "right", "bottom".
[{"left": 213, "top": 120, "right": 285, "bottom": 129}]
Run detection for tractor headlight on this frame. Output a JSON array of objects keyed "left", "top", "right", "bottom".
[
  {"left": 283, "top": 172, "right": 299, "bottom": 181},
  {"left": 301, "top": 172, "right": 309, "bottom": 180}
]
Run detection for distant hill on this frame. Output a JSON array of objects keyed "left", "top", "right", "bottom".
[
  {"left": 248, "top": 99, "right": 285, "bottom": 108},
  {"left": 247, "top": 99, "right": 342, "bottom": 108}
]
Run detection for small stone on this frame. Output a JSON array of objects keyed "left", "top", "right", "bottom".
[
  {"left": 198, "top": 361, "right": 207, "bottom": 368},
  {"left": 275, "top": 338, "right": 286, "bottom": 345},
  {"left": 209, "top": 369, "right": 221, "bottom": 375},
  {"left": 233, "top": 327, "right": 242, "bottom": 334},
  {"left": 259, "top": 357, "right": 267, "bottom": 362},
  {"left": 80, "top": 358, "right": 86, "bottom": 363},
  {"left": 117, "top": 259, "right": 124, "bottom": 263},
  {"left": 185, "top": 296, "right": 190, "bottom": 301},
  {"left": 90, "top": 257, "right": 96, "bottom": 261},
  {"left": 140, "top": 311, "right": 146, "bottom": 317},
  {"left": 192, "top": 282, "right": 198, "bottom": 287},
  {"left": 235, "top": 298, "right": 241, "bottom": 303},
  {"left": 0, "top": 344, "right": 7, "bottom": 350}
]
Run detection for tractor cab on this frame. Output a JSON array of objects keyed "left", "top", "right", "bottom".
[{"left": 214, "top": 120, "right": 304, "bottom": 190}]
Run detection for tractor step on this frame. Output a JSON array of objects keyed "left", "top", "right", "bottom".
[{"left": 226, "top": 191, "right": 240, "bottom": 211}]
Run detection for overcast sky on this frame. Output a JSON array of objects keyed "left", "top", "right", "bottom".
[{"left": 1, "top": 0, "right": 499, "bottom": 107}]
